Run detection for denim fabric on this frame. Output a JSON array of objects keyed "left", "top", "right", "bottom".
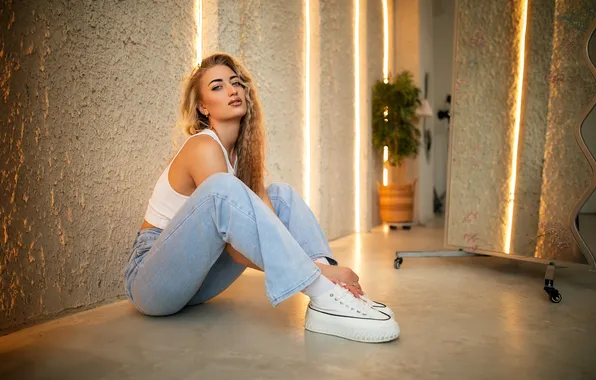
[{"left": 123, "top": 173, "right": 337, "bottom": 316}]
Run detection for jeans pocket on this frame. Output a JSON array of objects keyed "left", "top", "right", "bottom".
[
  {"left": 125, "top": 229, "right": 161, "bottom": 275},
  {"left": 131, "top": 228, "right": 162, "bottom": 258},
  {"left": 133, "top": 241, "right": 153, "bottom": 256},
  {"left": 124, "top": 240, "right": 155, "bottom": 300},
  {"left": 131, "top": 238, "right": 157, "bottom": 267}
]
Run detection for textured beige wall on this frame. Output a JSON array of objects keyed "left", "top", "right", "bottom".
[
  {"left": 0, "top": 0, "right": 195, "bottom": 332},
  {"left": 204, "top": 0, "right": 382, "bottom": 239},
  {"left": 390, "top": 0, "right": 418, "bottom": 207},
  {"left": 391, "top": 0, "right": 436, "bottom": 225},
  {"left": 366, "top": 0, "right": 385, "bottom": 229},
  {"left": 394, "top": 0, "right": 420, "bottom": 79},
  {"left": 1, "top": 0, "right": 385, "bottom": 332},
  {"left": 447, "top": 0, "right": 595, "bottom": 264},
  {"left": 317, "top": 0, "right": 356, "bottom": 238},
  {"left": 393, "top": 0, "right": 420, "bottom": 195},
  {"left": 203, "top": 0, "right": 306, "bottom": 191}
]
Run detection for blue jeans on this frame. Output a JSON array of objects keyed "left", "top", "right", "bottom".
[{"left": 123, "top": 173, "right": 337, "bottom": 316}]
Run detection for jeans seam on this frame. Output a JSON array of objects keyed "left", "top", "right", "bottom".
[
  {"left": 268, "top": 195, "right": 290, "bottom": 227},
  {"left": 157, "top": 192, "right": 257, "bottom": 247},
  {"left": 269, "top": 195, "right": 292, "bottom": 215},
  {"left": 268, "top": 195, "right": 290, "bottom": 213},
  {"left": 269, "top": 194, "right": 333, "bottom": 261},
  {"left": 212, "top": 194, "right": 257, "bottom": 222},
  {"left": 157, "top": 196, "right": 214, "bottom": 243}
]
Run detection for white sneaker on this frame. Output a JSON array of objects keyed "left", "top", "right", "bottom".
[
  {"left": 360, "top": 295, "right": 394, "bottom": 317},
  {"left": 305, "top": 285, "right": 400, "bottom": 343}
]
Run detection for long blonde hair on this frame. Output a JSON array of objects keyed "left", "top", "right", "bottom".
[{"left": 178, "top": 53, "right": 265, "bottom": 194}]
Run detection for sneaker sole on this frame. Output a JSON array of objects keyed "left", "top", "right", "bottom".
[{"left": 304, "top": 307, "right": 400, "bottom": 343}]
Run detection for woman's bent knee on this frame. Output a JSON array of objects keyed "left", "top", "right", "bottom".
[
  {"left": 267, "top": 182, "right": 294, "bottom": 197},
  {"left": 195, "top": 172, "right": 247, "bottom": 196}
]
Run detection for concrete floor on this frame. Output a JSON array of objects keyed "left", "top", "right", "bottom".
[{"left": 2, "top": 219, "right": 596, "bottom": 380}]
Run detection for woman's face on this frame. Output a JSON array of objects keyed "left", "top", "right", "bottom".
[{"left": 198, "top": 65, "right": 247, "bottom": 123}]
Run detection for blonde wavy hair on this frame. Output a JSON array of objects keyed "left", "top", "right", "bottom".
[{"left": 178, "top": 53, "right": 266, "bottom": 194}]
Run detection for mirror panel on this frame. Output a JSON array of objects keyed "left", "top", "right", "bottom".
[{"left": 447, "top": 0, "right": 596, "bottom": 266}]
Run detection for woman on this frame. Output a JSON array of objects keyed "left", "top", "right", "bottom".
[{"left": 123, "top": 53, "right": 399, "bottom": 343}]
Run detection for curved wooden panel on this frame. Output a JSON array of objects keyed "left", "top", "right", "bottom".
[{"left": 570, "top": 19, "right": 596, "bottom": 269}]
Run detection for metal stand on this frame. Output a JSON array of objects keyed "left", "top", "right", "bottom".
[
  {"left": 393, "top": 254, "right": 564, "bottom": 304},
  {"left": 393, "top": 250, "right": 478, "bottom": 269},
  {"left": 544, "top": 262, "right": 563, "bottom": 303}
]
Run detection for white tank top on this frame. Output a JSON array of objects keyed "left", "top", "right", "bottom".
[{"left": 144, "top": 129, "right": 237, "bottom": 229}]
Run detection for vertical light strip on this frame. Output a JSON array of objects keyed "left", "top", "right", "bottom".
[
  {"left": 354, "top": 0, "right": 361, "bottom": 232},
  {"left": 304, "top": 0, "right": 311, "bottom": 205},
  {"left": 382, "top": 0, "right": 389, "bottom": 83},
  {"left": 194, "top": 0, "right": 202, "bottom": 65},
  {"left": 505, "top": 0, "right": 529, "bottom": 254},
  {"left": 382, "top": 0, "right": 389, "bottom": 186}
]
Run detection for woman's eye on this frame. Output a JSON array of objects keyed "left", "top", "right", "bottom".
[
  {"left": 212, "top": 85, "right": 222, "bottom": 91},
  {"left": 232, "top": 82, "right": 242, "bottom": 87}
]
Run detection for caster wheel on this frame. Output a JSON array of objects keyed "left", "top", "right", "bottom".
[
  {"left": 394, "top": 260, "right": 401, "bottom": 269},
  {"left": 549, "top": 292, "right": 562, "bottom": 303},
  {"left": 550, "top": 294, "right": 562, "bottom": 303},
  {"left": 389, "top": 225, "right": 398, "bottom": 230},
  {"left": 403, "top": 225, "right": 411, "bottom": 230}
]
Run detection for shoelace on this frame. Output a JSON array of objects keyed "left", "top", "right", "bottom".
[{"left": 330, "top": 286, "right": 373, "bottom": 316}]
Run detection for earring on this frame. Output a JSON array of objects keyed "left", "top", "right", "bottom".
[{"left": 196, "top": 106, "right": 208, "bottom": 118}]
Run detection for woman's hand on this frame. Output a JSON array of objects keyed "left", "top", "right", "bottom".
[{"left": 315, "top": 263, "right": 364, "bottom": 297}]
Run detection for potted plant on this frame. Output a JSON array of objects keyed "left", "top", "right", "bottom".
[{"left": 372, "top": 71, "right": 422, "bottom": 224}]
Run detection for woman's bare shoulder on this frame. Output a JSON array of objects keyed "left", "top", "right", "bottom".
[{"left": 178, "top": 134, "right": 227, "bottom": 172}]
